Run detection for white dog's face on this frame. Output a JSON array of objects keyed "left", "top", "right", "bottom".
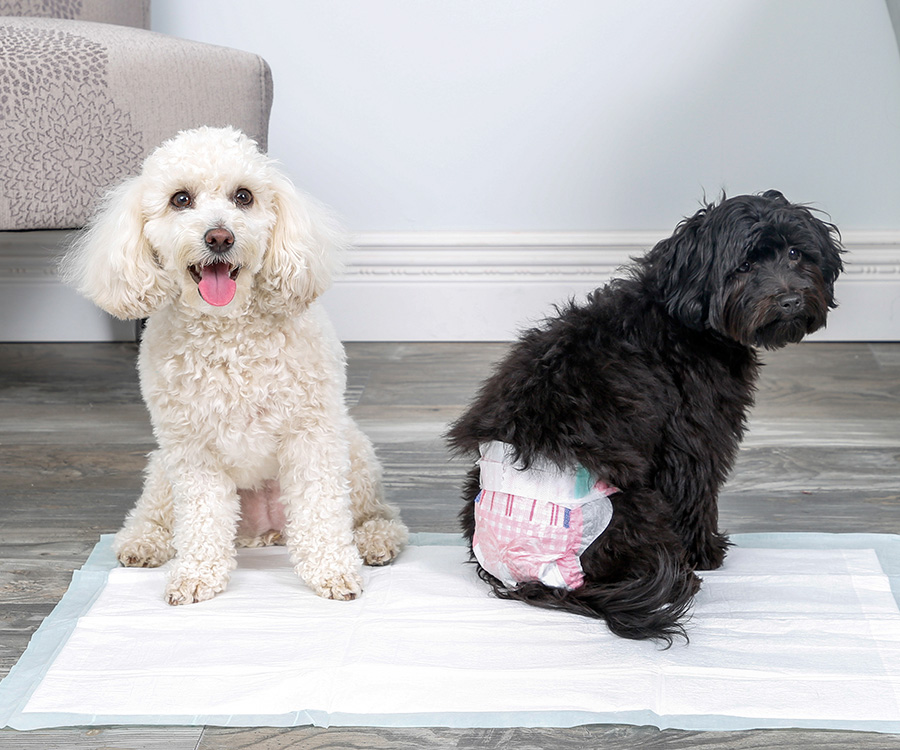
[
  {"left": 139, "top": 129, "right": 280, "bottom": 315},
  {"left": 63, "top": 126, "right": 339, "bottom": 321}
]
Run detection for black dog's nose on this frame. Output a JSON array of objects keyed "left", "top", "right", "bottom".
[
  {"left": 204, "top": 227, "right": 234, "bottom": 254},
  {"left": 777, "top": 292, "right": 802, "bottom": 313}
]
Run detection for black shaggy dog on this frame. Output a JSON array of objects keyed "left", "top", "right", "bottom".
[{"left": 447, "top": 190, "right": 843, "bottom": 644}]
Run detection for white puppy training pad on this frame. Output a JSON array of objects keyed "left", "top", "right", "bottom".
[{"left": 2, "top": 532, "right": 900, "bottom": 732}]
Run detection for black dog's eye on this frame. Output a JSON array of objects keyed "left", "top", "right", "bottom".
[
  {"left": 170, "top": 191, "right": 193, "bottom": 210},
  {"left": 736, "top": 261, "right": 752, "bottom": 274},
  {"left": 233, "top": 188, "right": 254, "bottom": 208},
  {"left": 787, "top": 247, "right": 801, "bottom": 261}
]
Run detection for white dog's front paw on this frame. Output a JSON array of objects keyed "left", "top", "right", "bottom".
[
  {"left": 311, "top": 571, "right": 364, "bottom": 601},
  {"left": 300, "top": 552, "right": 364, "bottom": 600},
  {"left": 165, "top": 566, "right": 229, "bottom": 606},
  {"left": 355, "top": 518, "right": 408, "bottom": 567},
  {"left": 114, "top": 529, "right": 175, "bottom": 569}
]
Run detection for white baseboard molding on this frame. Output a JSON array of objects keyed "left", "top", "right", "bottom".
[
  {"left": 322, "top": 230, "right": 900, "bottom": 342},
  {"left": 0, "top": 231, "right": 133, "bottom": 343},
  {"left": 3, "top": 229, "right": 899, "bottom": 342}
]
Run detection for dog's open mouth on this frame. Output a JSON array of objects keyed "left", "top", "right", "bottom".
[{"left": 188, "top": 262, "right": 241, "bottom": 307}]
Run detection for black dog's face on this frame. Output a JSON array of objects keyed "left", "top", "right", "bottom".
[
  {"left": 713, "top": 216, "right": 836, "bottom": 349},
  {"left": 644, "top": 190, "right": 844, "bottom": 349}
]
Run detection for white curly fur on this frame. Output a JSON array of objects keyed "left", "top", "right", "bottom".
[{"left": 61, "top": 126, "right": 408, "bottom": 605}]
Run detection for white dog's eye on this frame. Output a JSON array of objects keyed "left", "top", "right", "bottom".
[
  {"left": 233, "top": 188, "right": 254, "bottom": 208},
  {"left": 170, "top": 191, "right": 193, "bottom": 210}
]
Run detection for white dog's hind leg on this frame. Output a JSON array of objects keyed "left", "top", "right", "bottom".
[
  {"left": 113, "top": 450, "right": 176, "bottom": 568},
  {"left": 280, "top": 434, "right": 364, "bottom": 601},
  {"left": 346, "top": 422, "right": 408, "bottom": 565},
  {"left": 165, "top": 463, "right": 240, "bottom": 606}
]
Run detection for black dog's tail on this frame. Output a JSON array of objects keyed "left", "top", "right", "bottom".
[{"left": 480, "top": 550, "right": 699, "bottom": 647}]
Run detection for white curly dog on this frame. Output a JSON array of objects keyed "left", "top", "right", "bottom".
[{"left": 62, "top": 126, "right": 408, "bottom": 605}]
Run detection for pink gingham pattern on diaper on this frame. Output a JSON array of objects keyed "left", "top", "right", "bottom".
[{"left": 473, "top": 490, "right": 588, "bottom": 589}]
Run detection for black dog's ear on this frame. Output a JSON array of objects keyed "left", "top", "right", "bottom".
[
  {"left": 811, "top": 216, "right": 844, "bottom": 307},
  {"left": 639, "top": 207, "right": 716, "bottom": 330}
]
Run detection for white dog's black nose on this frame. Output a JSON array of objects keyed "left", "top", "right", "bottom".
[{"left": 204, "top": 228, "right": 234, "bottom": 254}]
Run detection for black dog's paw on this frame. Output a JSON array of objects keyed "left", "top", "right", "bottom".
[{"left": 690, "top": 532, "right": 731, "bottom": 571}]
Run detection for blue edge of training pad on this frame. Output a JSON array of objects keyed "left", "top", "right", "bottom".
[{"left": 2, "top": 531, "right": 899, "bottom": 733}]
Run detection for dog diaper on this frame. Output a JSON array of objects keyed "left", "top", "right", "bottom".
[{"left": 472, "top": 441, "right": 618, "bottom": 591}]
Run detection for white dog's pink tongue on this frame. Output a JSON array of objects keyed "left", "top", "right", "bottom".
[{"left": 197, "top": 262, "right": 236, "bottom": 307}]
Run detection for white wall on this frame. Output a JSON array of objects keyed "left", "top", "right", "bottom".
[{"left": 152, "top": 0, "right": 900, "bottom": 234}]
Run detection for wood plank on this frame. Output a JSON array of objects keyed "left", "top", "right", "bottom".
[
  {"left": 0, "top": 445, "right": 152, "bottom": 491},
  {"left": 0, "top": 727, "right": 203, "bottom": 749},
  {"left": 0, "top": 489, "right": 138, "bottom": 531},
  {"left": 0, "top": 559, "right": 80, "bottom": 604},
  {"left": 196, "top": 725, "right": 900, "bottom": 749}
]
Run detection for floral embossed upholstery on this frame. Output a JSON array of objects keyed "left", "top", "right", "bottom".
[
  {"left": 0, "top": 2, "right": 272, "bottom": 230},
  {"left": 0, "top": 0, "right": 149, "bottom": 26}
]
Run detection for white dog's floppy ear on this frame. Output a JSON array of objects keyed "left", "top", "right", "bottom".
[
  {"left": 260, "top": 172, "right": 344, "bottom": 312},
  {"left": 59, "top": 177, "right": 172, "bottom": 320}
]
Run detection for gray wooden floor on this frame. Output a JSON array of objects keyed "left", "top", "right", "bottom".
[{"left": 1, "top": 341, "right": 899, "bottom": 749}]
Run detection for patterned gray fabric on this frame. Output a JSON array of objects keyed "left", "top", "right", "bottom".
[
  {"left": 0, "top": 17, "right": 272, "bottom": 230},
  {"left": 0, "top": 22, "right": 144, "bottom": 228},
  {"left": 0, "top": 0, "right": 149, "bottom": 29}
]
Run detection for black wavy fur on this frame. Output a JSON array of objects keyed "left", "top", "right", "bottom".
[{"left": 447, "top": 190, "right": 843, "bottom": 645}]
